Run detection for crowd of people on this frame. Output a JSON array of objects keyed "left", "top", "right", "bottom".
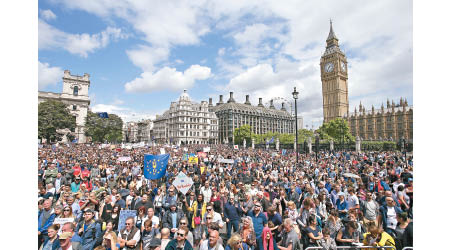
[{"left": 38, "top": 143, "right": 413, "bottom": 250}]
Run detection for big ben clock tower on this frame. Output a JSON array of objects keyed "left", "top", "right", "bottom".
[{"left": 320, "top": 20, "right": 349, "bottom": 123}]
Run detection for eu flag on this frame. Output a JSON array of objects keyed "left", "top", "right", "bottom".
[
  {"left": 143, "top": 154, "right": 170, "bottom": 180},
  {"left": 98, "top": 112, "right": 109, "bottom": 118},
  {"left": 267, "top": 137, "right": 274, "bottom": 144}
]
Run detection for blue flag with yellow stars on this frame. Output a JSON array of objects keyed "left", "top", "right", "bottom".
[{"left": 143, "top": 154, "right": 170, "bottom": 180}]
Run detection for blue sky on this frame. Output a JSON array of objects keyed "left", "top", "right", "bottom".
[{"left": 38, "top": 0, "right": 413, "bottom": 129}]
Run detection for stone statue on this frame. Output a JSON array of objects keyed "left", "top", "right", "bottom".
[
  {"left": 276, "top": 138, "right": 280, "bottom": 151},
  {"left": 243, "top": 139, "right": 246, "bottom": 149},
  {"left": 294, "top": 137, "right": 297, "bottom": 151},
  {"left": 307, "top": 137, "right": 312, "bottom": 154},
  {"left": 356, "top": 136, "right": 361, "bottom": 153},
  {"left": 330, "top": 140, "right": 334, "bottom": 151},
  {"left": 56, "top": 128, "right": 73, "bottom": 143},
  {"left": 252, "top": 138, "right": 255, "bottom": 149},
  {"left": 266, "top": 138, "right": 270, "bottom": 150}
]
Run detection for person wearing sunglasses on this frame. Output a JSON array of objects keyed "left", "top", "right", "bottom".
[
  {"left": 118, "top": 217, "right": 141, "bottom": 250},
  {"left": 165, "top": 227, "right": 194, "bottom": 250},
  {"left": 203, "top": 203, "right": 224, "bottom": 229},
  {"left": 174, "top": 219, "right": 194, "bottom": 247},
  {"left": 225, "top": 234, "right": 249, "bottom": 250},
  {"left": 247, "top": 201, "right": 268, "bottom": 250}
]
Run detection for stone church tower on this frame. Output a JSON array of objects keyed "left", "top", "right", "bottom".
[{"left": 320, "top": 20, "right": 349, "bottom": 123}]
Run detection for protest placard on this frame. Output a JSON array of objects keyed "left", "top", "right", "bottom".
[
  {"left": 172, "top": 172, "right": 193, "bottom": 195},
  {"left": 118, "top": 210, "right": 137, "bottom": 231},
  {"left": 53, "top": 218, "right": 74, "bottom": 233},
  {"left": 218, "top": 159, "right": 234, "bottom": 164}
]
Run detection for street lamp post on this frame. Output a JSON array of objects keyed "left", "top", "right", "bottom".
[
  {"left": 402, "top": 137, "right": 407, "bottom": 168},
  {"left": 292, "top": 87, "right": 299, "bottom": 170},
  {"left": 315, "top": 133, "right": 319, "bottom": 163}
]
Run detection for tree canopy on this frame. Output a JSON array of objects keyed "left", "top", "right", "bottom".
[
  {"left": 38, "top": 100, "right": 77, "bottom": 143},
  {"left": 85, "top": 111, "right": 123, "bottom": 143},
  {"left": 317, "top": 118, "right": 354, "bottom": 143}
]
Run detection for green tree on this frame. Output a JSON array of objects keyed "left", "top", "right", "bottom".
[
  {"left": 85, "top": 111, "right": 123, "bottom": 143},
  {"left": 279, "top": 133, "right": 295, "bottom": 144},
  {"left": 317, "top": 118, "right": 354, "bottom": 143},
  {"left": 233, "top": 124, "right": 252, "bottom": 145},
  {"left": 297, "top": 129, "right": 314, "bottom": 143},
  {"left": 38, "top": 100, "right": 76, "bottom": 142}
]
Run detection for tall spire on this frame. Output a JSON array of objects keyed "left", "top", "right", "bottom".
[{"left": 327, "top": 19, "right": 338, "bottom": 41}]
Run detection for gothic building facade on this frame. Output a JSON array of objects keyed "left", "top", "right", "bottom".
[
  {"left": 38, "top": 70, "right": 91, "bottom": 143},
  {"left": 345, "top": 98, "right": 413, "bottom": 141},
  {"left": 209, "top": 92, "right": 295, "bottom": 144}
]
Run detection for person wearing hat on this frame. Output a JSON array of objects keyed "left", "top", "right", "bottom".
[
  {"left": 75, "top": 209, "right": 102, "bottom": 250},
  {"left": 162, "top": 201, "right": 185, "bottom": 238},
  {"left": 59, "top": 231, "right": 74, "bottom": 250}
]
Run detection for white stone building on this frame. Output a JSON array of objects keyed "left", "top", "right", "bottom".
[
  {"left": 38, "top": 70, "right": 90, "bottom": 143},
  {"left": 153, "top": 90, "right": 218, "bottom": 145},
  {"left": 123, "top": 122, "right": 139, "bottom": 143}
]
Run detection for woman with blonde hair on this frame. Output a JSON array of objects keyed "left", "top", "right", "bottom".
[
  {"left": 238, "top": 216, "right": 257, "bottom": 249},
  {"left": 363, "top": 223, "right": 396, "bottom": 250},
  {"left": 102, "top": 231, "right": 119, "bottom": 250},
  {"left": 61, "top": 205, "right": 75, "bottom": 219},
  {"left": 225, "top": 234, "right": 250, "bottom": 250}
]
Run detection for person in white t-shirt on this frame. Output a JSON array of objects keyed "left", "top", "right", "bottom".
[
  {"left": 142, "top": 207, "right": 160, "bottom": 230},
  {"left": 200, "top": 181, "right": 212, "bottom": 203}
]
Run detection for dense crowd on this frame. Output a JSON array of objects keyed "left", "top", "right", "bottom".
[{"left": 38, "top": 143, "right": 413, "bottom": 250}]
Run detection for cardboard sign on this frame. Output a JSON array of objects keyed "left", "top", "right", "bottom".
[
  {"left": 172, "top": 172, "right": 194, "bottom": 195},
  {"left": 53, "top": 218, "right": 74, "bottom": 234},
  {"left": 118, "top": 210, "right": 137, "bottom": 231},
  {"left": 218, "top": 159, "right": 234, "bottom": 164},
  {"left": 118, "top": 156, "right": 131, "bottom": 162},
  {"left": 197, "top": 152, "right": 207, "bottom": 158}
]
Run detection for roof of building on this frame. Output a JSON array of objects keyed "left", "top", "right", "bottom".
[
  {"left": 211, "top": 102, "right": 293, "bottom": 118},
  {"left": 347, "top": 105, "right": 413, "bottom": 118}
]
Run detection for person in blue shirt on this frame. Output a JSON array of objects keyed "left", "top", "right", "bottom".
[
  {"left": 247, "top": 200, "right": 268, "bottom": 250},
  {"left": 223, "top": 194, "right": 242, "bottom": 239},
  {"left": 336, "top": 192, "right": 348, "bottom": 219}
]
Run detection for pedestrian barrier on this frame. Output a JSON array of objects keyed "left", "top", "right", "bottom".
[{"left": 305, "top": 246, "right": 395, "bottom": 250}]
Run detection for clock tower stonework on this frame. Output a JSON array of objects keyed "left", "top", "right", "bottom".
[{"left": 320, "top": 21, "right": 349, "bottom": 123}]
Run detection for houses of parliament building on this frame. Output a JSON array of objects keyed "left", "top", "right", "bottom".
[{"left": 320, "top": 21, "right": 413, "bottom": 142}]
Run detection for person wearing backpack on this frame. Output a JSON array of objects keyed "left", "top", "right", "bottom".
[{"left": 76, "top": 209, "right": 102, "bottom": 250}]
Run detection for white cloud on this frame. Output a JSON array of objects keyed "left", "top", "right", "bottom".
[
  {"left": 38, "top": 61, "right": 63, "bottom": 90},
  {"left": 125, "top": 65, "right": 211, "bottom": 93},
  {"left": 40, "top": 9, "right": 57, "bottom": 21},
  {"left": 126, "top": 45, "right": 170, "bottom": 72},
  {"left": 91, "top": 103, "right": 158, "bottom": 122},
  {"left": 39, "top": 19, "right": 127, "bottom": 57}
]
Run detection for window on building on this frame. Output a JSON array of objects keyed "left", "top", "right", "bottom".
[
  {"left": 73, "top": 105, "right": 77, "bottom": 110},
  {"left": 73, "top": 86, "right": 79, "bottom": 96}
]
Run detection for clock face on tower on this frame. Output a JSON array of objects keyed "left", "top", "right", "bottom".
[
  {"left": 340, "top": 61, "right": 346, "bottom": 72},
  {"left": 325, "top": 62, "right": 334, "bottom": 72}
]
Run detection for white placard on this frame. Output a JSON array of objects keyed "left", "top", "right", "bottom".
[
  {"left": 203, "top": 147, "right": 210, "bottom": 152},
  {"left": 54, "top": 218, "right": 74, "bottom": 234},
  {"left": 118, "top": 156, "right": 131, "bottom": 162},
  {"left": 160, "top": 148, "right": 166, "bottom": 155},
  {"left": 219, "top": 159, "right": 234, "bottom": 164},
  {"left": 172, "top": 172, "right": 193, "bottom": 195}
]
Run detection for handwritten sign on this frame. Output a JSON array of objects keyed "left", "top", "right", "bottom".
[
  {"left": 118, "top": 156, "right": 131, "bottom": 162},
  {"left": 54, "top": 218, "right": 74, "bottom": 234},
  {"left": 118, "top": 210, "right": 137, "bottom": 231},
  {"left": 172, "top": 172, "right": 194, "bottom": 195},
  {"left": 218, "top": 159, "right": 234, "bottom": 164},
  {"left": 197, "top": 152, "right": 207, "bottom": 158}
]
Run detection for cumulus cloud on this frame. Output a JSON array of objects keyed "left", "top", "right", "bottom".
[
  {"left": 40, "top": 9, "right": 57, "bottom": 21},
  {"left": 124, "top": 65, "right": 211, "bottom": 93},
  {"left": 38, "top": 61, "right": 63, "bottom": 90},
  {"left": 126, "top": 45, "right": 170, "bottom": 72},
  {"left": 39, "top": 19, "right": 127, "bottom": 57},
  {"left": 91, "top": 103, "right": 158, "bottom": 122}
]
